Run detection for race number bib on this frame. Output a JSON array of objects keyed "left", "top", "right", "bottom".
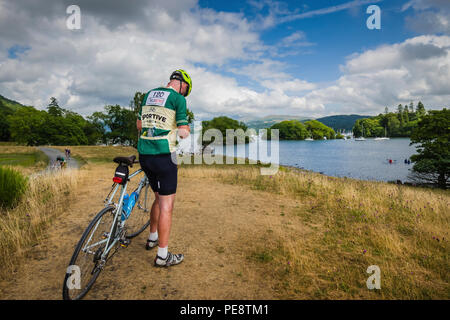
[{"left": 145, "top": 90, "right": 171, "bottom": 107}]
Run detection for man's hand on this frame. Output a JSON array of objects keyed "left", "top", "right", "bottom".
[
  {"left": 137, "top": 119, "right": 142, "bottom": 132},
  {"left": 177, "top": 125, "right": 190, "bottom": 139}
]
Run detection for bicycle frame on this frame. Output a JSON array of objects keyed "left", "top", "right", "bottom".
[{"left": 81, "top": 168, "right": 149, "bottom": 261}]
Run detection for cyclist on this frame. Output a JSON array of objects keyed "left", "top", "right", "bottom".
[
  {"left": 136, "top": 69, "right": 192, "bottom": 267},
  {"left": 56, "top": 155, "right": 66, "bottom": 169}
]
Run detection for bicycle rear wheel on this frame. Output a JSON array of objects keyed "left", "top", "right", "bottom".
[
  {"left": 62, "top": 205, "right": 119, "bottom": 300},
  {"left": 126, "top": 183, "right": 151, "bottom": 238}
]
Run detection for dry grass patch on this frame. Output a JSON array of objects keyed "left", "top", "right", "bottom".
[
  {"left": 179, "top": 165, "right": 450, "bottom": 299},
  {"left": 0, "top": 168, "right": 87, "bottom": 278},
  {"left": 50, "top": 145, "right": 137, "bottom": 165}
]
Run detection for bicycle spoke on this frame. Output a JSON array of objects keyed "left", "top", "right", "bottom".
[{"left": 63, "top": 206, "right": 117, "bottom": 300}]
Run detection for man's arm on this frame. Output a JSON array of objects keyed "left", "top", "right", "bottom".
[
  {"left": 176, "top": 95, "right": 190, "bottom": 139},
  {"left": 137, "top": 91, "right": 149, "bottom": 133},
  {"left": 137, "top": 119, "right": 142, "bottom": 132}
]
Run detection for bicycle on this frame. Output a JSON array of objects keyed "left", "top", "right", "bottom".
[{"left": 62, "top": 155, "right": 151, "bottom": 300}]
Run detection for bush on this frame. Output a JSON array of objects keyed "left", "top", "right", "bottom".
[{"left": 0, "top": 166, "right": 28, "bottom": 209}]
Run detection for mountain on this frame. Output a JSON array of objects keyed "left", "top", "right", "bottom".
[
  {"left": 0, "top": 94, "right": 26, "bottom": 111},
  {"left": 316, "top": 114, "right": 370, "bottom": 132},
  {"left": 243, "top": 114, "right": 370, "bottom": 131},
  {"left": 243, "top": 115, "right": 313, "bottom": 130}
]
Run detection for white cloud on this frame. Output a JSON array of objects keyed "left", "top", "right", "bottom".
[
  {"left": 280, "top": 31, "right": 306, "bottom": 45},
  {"left": 0, "top": 0, "right": 449, "bottom": 122},
  {"left": 278, "top": 0, "right": 383, "bottom": 24},
  {"left": 302, "top": 35, "right": 450, "bottom": 116},
  {"left": 403, "top": 0, "right": 450, "bottom": 34},
  {"left": 0, "top": 0, "right": 279, "bottom": 117}
]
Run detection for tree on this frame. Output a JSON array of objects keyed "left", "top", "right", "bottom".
[
  {"left": 87, "top": 112, "right": 108, "bottom": 145},
  {"left": 353, "top": 118, "right": 383, "bottom": 138},
  {"left": 186, "top": 108, "right": 195, "bottom": 124},
  {"left": 416, "top": 101, "right": 426, "bottom": 118},
  {"left": 387, "top": 114, "right": 401, "bottom": 136},
  {"left": 397, "top": 104, "right": 405, "bottom": 127},
  {"left": 409, "top": 108, "right": 449, "bottom": 189},
  {"left": 101, "top": 105, "right": 138, "bottom": 146},
  {"left": 269, "top": 120, "right": 308, "bottom": 140},
  {"left": 47, "top": 97, "right": 64, "bottom": 117},
  {"left": 201, "top": 116, "right": 249, "bottom": 151},
  {"left": 130, "top": 91, "right": 146, "bottom": 115},
  {"left": 304, "top": 120, "right": 336, "bottom": 140},
  {"left": 7, "top": 106, "right": 49, "bottom": 145},
  {"left": 409, "top": 101, "right": 414, "bottom": 114},
  {"left": 0, "top": 102, "right": 14, "bottom": 141},
  {"left": 404, "top": 107, "right": 410, "bottom": 123}
]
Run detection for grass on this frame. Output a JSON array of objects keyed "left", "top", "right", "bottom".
[
  {"left": 0, "top": 142, "right": 19, "bottom": 146},
  {"left": 0, "top": 166, "right": 28, "bottom": 209},
  {"left": 3, "top": 145, "right": 447, "bottom": 299},
  {"left": 0, "top": 168, "right": 86, "bottom": 278},
  {"left": 50, "top": 145, "right": 138, "bottom": 165},
  {"left": 0, "top": 146, "right": 49, "bottom": 173},
  {"left": 179, "top": 165, "right": 449, "bottom": 299},
  {"left": 0, "top": 153, "right": 38, "bottom": 166}
]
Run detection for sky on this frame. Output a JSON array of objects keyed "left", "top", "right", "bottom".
[{"left": 0, "top": 0, "right": 449, "bottom": 120}]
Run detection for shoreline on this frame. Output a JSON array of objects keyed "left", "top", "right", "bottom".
[{"left": 279, "top": 164, "right": 438, "bottom": 189}]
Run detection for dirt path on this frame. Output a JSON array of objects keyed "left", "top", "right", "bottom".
[{"left": 0, "top": 165, "right": 307, "bottom": 300}]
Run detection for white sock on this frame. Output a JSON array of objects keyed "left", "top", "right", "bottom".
[
  {"left": 157, "top": 246, "right": 168, "bottom": 259},
  {"left": 148, "top": 231, "right": 158, "bottom": 241}
]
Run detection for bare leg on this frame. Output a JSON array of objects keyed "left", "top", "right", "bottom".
[
  {"left": 157, "top": 194, "right": 175, "bottom": 248},
  {"left": 149, "top": 192, "right": 160, "bottom": 234}
]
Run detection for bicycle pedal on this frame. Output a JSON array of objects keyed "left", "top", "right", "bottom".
[{"left": 120, "top": 239, "right": 130, "bottom": 248}]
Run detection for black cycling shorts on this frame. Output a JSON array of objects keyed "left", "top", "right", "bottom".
[{"left": 139, "top": 153, "right": 177, "bottom": 196}]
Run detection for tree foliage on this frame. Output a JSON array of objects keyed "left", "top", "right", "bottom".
[
  {"left": 264, "top": 119, "right": 335, "bottom": 140},
  {"left": 268, "top": 120, "right": 308, "bottom": 140},
  {"left": 1, "top": 91, "right": 196, "bottom": 147},
  {"left": 304, "top": 120, "right": 336, "bottom": 140},
  {"left": 353, "top": 101, "right": 428, "bottom": 138},
  {"left": 409, "top": 108, "right": 449, "bottom": 189},
  {"left": 201, "top": 116, "right": 250, "bottom": 149}
]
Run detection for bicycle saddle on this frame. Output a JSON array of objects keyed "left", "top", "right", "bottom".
[{"left": 113, "top": 155, "right": 138, "bottom": 167}]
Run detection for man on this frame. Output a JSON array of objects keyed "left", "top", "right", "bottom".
[
  {"left": 56, "top": 155, "right": 65, "bottom": 169},
  {"left": 136, "top": 69, "right": 192, "bottom": 267}
]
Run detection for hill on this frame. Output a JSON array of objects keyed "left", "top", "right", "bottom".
[
  {"left": 243, "top": 115, "right": 313, "bottom": 130},
  {"left": 243, "top": 114, "right": 370, "bottom": 131},
  {"left": 0, "top": 94, "right": 26, "bottom": 111},
  {"left": 316, "top": 114, "right": 370, "bottom": 132}
]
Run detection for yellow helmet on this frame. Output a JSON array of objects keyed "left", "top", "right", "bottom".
[{"left": 170, "top": 69, "right": 192, "bottom": 97}]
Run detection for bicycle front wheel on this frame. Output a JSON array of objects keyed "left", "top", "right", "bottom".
[{"left": 62, "top": 205, "right": 118, "bottom": 300}]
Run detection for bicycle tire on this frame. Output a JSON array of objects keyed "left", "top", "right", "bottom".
[
  {"left": 126, "top": 184, "right": 151, "bottom": 239},
  {"left": 62, "top": 205, "right": 117, "bottom": 300}
]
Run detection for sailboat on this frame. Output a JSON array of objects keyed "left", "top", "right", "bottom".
[
  {"left": 355, "top": 123, "right": 366, "bottom": 141},
  {"left": 305, "top": 131, "right": 314, "bottom": 141},
  {"left": 374, "top": 126, "right": 390, "bottom": 140}
]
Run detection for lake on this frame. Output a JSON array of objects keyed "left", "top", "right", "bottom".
[{"left": 214, "top": 137, "right": 417, "bottom": 183}]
